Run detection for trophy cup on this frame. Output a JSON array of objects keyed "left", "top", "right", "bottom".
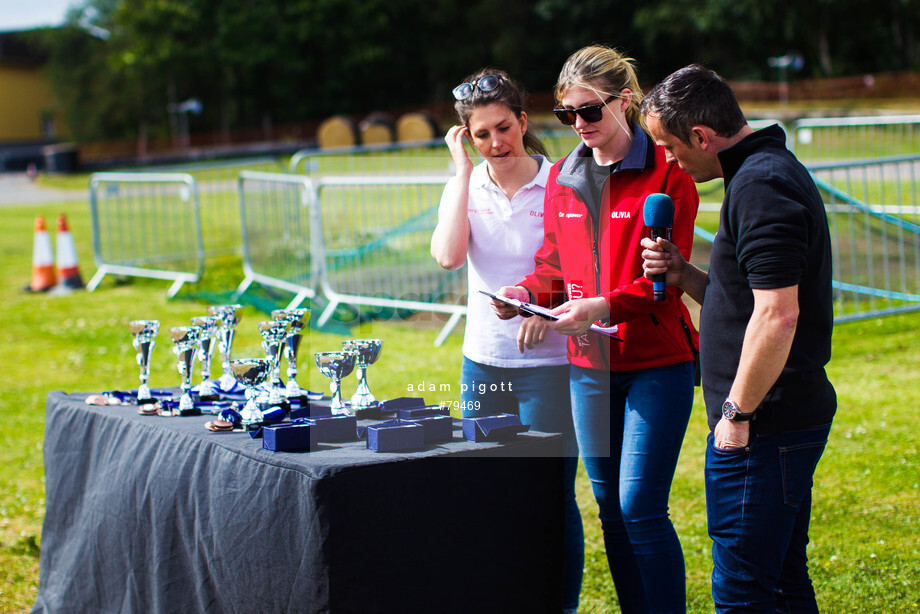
[
  {"left": 229, "top": 358, "right": 272, "bottom": 429},
  {"left": 169, "top": 325, "right": 203, "bottom": 416},
  {"left": 258, "top": 320, "right": 290, "bottom": 406},
  {"left": 129, "top": 320, "right": 160, "bottom": 404},
  {"left": 314, "top": 351, "right": 357, "bottom": 415},
  {"left": 342, "top": 339, "right": 383, "bottom": 410},
  {"left": 207, "top": 304, "right": 243, "bottom": 390},
  {"left": 271, "top": 308, "right": 311, "bottom": 398},
  {"left": 191, "top": 315, "right": 220, "bottom": 400}
]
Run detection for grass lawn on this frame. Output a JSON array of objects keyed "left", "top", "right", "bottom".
[{"left": 1, "top": 182, "right": 918, "bottom": 612}]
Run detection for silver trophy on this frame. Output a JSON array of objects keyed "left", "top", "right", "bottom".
[
  {"left": 258, "top": 320, "right": 290, "bottom": 406},
  {"left": 229, "top": 357, "right": 272, "bottom": 429},
  {"left": 342, "top": 339, "right": 382, "bottom": 410},
  {"left": 314, "top": 351, "right": 357, "bottom": 415},
  {"left": 191, "top": 315, "right": 221, "bottom": 399},
  {"left": 169, "top": 325, "right": 203, "bottom": 416},
  {"left": 129, "top": 320, "right": 160, "bottom": 403},
  {"left": 271, "top": 308, "right": 311, "bottom": 398},
  {"left": 207, "top": 304, "right": 243, "bottom": 390}
]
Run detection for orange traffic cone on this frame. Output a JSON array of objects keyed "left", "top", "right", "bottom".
[
  {"left": 55, "top": 214, "right": 84, "bottom": 289},
  {"left": 27, "top": 215, "right": 57, "bottom": 292}
]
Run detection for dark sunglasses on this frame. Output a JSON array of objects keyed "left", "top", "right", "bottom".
[
  {"left": 553, "top": 94, "right": 619, "bottom": 125},
  {"left": 452, "top": 74, "right": 505, "bottom": 101}
]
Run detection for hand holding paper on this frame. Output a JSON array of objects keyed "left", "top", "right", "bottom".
[{"left": 481, "top": 290, "right": 621, "bottom": 340}]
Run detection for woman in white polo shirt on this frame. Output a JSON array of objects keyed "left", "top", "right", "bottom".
[{"left": 430, "top": 68, "right": 583, "bottom": 613}]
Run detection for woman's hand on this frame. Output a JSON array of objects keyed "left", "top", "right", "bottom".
[
  {"left": 445, "top": 125, "right": 474, "bottom": 178},
  {"left": 516, "top": 315, "right": 550, "bottom": 353},
  {"left": 491, "top": 285, "right": 530, "bottom": 320},
  {"left": 548, "top": 297, "right": 610, "bottom": 336}
]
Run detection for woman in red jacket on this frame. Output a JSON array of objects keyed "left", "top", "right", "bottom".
[{"left": 494, "top": 45, "right": 699, "bottom": 613}]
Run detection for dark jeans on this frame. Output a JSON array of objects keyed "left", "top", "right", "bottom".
[
  {"left": 461, "top": 357, "right": 584, "bottom": 610},
  {"left": 706, "top": 422, "right": 833, "bottom": 613},
  {"left": 571, "top": 362, "right": 694, "bottom": 614}
]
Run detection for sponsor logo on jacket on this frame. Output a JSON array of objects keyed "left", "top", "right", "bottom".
[{"left": 558, "top": 211, "right": 584, "bottom": 218}]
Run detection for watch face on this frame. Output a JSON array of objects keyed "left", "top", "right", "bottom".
[{"left": 722, "top": 399, "right": 754, "bottom": 422}]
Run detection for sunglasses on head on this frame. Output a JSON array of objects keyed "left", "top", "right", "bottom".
[
  {"left": 452, "top": 74, "right": 505, "bottom": 101},
  {"left": 553, "top": 94, "right": 619, "bottom": 125}
]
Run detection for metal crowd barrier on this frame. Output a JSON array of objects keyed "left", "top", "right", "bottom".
[
  {"left": 233, "top": 171, "right": 322, "bottom": 309},
  {"left": 808, "top": 155, "right": 920, "bottom": 321},
  {"left": 312, "top": 175, "right": 464, "bottom": 346},
  {"left": 87, "top": 172, "right": 204, "bottom": 297},
  {"left": 793, "top": 114, "right": 920, "bottom": 162},
  {"left": 135, "top": 156, "right": 285, "bottom": 258},
  {"left": 289, "top": 140, "right": 452, "bottom": 176}
]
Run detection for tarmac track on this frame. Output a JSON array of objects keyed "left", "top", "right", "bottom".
[{"left": 0, "top": 172, "right": 86, "bottom": 205}]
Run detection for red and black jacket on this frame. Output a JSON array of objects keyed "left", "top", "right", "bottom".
[{"left": 519, "top": 127, "right": 700, "bottom": 372}]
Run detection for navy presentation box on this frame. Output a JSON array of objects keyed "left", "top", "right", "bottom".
[
  {"left": 307, "top": 415, "right": 358, "bottom": 442},
  {"left": 462, "top": 414, "right": 530, "bottom": 442},
  {"left": 262, "top": 423, "right": 313, "bottom": 452},
  {"left": 396, "top": 405, "right": 450, "bottom": 420},
  {"left": 366, "top": 422, "right": 425, "bottom": 452},
  {"left": 379, "top": 397, "right": 426, "bottom": 413},
  {"left": 290, "top": 400, "right": 332, "bottom": 421},
  {"left": 406, "top": 415, "right": 453, "bottom": 443}
]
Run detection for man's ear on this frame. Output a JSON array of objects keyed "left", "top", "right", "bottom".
[{"left": 690, "top": 125, "right": 714, "bottom": 150}]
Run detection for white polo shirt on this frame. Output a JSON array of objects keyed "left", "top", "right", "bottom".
[{"left": 438, "top": 155, "right": 569, "bottom": 368}]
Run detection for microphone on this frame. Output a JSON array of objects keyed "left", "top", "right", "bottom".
[{"left": 643, "top": 193, "right": 674, "bottom": 302}]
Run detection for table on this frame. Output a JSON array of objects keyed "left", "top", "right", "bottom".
[{"left": 32, "top": 391, "right": 565, "bottom": 614}]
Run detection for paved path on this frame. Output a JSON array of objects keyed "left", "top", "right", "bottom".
[{"left": 0, "top": 173, "right": 86, "bottom": 205}]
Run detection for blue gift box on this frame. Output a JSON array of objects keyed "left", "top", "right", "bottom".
[
  {"left": 462, "top": 414, "right": 530, "bottom": 442},
  {"left": 396, "top": 405, "right": 450, "bottom": 420},
  {"left": 379, "top": 397, "right": 426, "bottom": 413},
  {"left": 262, "top": 423, "right": 314, "bottom": 451},
  {"left": 405, "top": 415, "right": 453, "bottom": 443},
  {"left": 366, "top": 422, "right": 426, "bottom": 452},
  {"left": 290, "top": 400, "right": 332, "bottom": 421},
  {"left": 307, "top": 415, "right": 358, "bottom": 442}
]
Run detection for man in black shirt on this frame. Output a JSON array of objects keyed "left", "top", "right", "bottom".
[{"left": 639, "top": 65, "right": 836, "bottom": 612}]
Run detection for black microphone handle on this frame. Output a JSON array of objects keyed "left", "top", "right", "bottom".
[{"left": 649, "top": 226, "right": 671, "bottom": 302}]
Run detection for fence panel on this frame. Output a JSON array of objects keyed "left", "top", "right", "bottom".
[
  {"left": 290, "top": 140, "right": 452, "bottom": 177},
  {"left": 137, "top": 156, "right": 286, "bottom": 258},
  {"left": 793, "top": 115, "right": 920, "bottom": 163},
  {"left": 808, "top": 155, "right": 920, "bottom": 321},
  {"left": 313, "top": 175, "right": 464, "bottom": 345},
  {"left": 87, "top": 172, "right": 204, "bottom": 297},
  {"left": 233, "top": 171, "right": 321, "bottom": 309}
]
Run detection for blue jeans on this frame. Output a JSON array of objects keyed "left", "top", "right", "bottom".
[
  {"left": 571, "top": 362, "right": 694, "bottom": 614},
  {"left": 461, "top": 357, "right": 583, "bottom": 610},
  {"left": 706, "top": 422, "right": 832, "bottom": 613}
]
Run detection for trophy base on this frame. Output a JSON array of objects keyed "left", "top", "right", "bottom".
[{"left": 178, "top": 407, "right": 202, "bottom": 417}]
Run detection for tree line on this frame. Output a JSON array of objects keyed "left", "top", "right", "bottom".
[{"left": 30, "top": 0, "right": 920, "bottom": 143}]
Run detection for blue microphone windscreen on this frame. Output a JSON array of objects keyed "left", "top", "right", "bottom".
[{"left": 643, "top": 193, "right": 675, "bottom": 227}]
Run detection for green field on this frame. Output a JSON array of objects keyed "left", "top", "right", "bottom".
[{"left": 2, "top": 152, "right": 919, "bottom": 612}]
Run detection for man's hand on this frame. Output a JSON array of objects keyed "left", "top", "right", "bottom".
[
  {"left": 713, "top": 418, "right": 750, "bottom": 449},
  {"left": 640, "top": 236, "right": 686, "bottom": 287}
]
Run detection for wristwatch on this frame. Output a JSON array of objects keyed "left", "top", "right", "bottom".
[{"left": 722, "top": 398, "right": 756, "bottom": 422}]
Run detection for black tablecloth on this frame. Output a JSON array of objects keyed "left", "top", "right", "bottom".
[{"left": 32, "top": 391, "right": 565, "bottom": 614}]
